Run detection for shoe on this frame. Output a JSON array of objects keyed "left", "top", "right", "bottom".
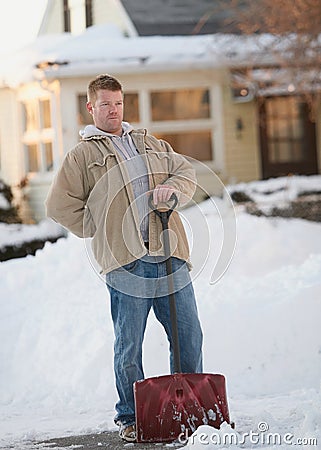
[{"left": 118, "top": 423, "right": 136, "bottom": 442}]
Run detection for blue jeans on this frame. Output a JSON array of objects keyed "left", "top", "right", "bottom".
[{"left": 106, "top": 256, "right": 203, "bottom": 427}]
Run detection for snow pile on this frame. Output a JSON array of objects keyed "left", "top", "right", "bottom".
[
  {"left": 227, "top": 174, "right": 321, "bottom": 211},
  {"left": 0, "top": 219, "right": 64, "bottom": 248},
  {"left": 0, "top": 181, "right": 12, "bottom": 211},
  {"left": 0, "top": 194, "right": 10, "bottom": 211},
  {"left": 0, "top": 176, "right": 320, "bottom": 449}
]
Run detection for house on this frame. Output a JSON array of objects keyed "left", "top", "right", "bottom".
[{"left": 0, "top": 0, "right": 320, "bottom": 222}]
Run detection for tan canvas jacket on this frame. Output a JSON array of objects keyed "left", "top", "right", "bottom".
[{"left": 45, "top": 127, "right": 197, "bottom": 274}]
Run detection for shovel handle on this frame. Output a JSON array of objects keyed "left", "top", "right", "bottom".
[
  {"left": 148, "top": 192, "right": 181, "bottom": 373},
  {"left": 148, "top": 193, "right": 178, "bottom": 225}
]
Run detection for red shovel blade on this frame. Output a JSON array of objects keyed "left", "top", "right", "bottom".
[{"left": 134, "top": 372, "right": 230, "bottom": 443}]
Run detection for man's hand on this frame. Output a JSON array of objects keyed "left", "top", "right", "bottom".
[{"left": 152, "top": 184, "right": 177, "bottom": 205}]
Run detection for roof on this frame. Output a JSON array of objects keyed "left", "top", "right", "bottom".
[
  {"left": 0, "top": 25, "right": 276, "bottom": 88},
  {"left": 121, "top": 0, "right": 241, "bottom": 36}
]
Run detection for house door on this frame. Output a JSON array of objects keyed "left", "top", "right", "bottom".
[{"left": 259, "top": 96, "right": 318, "bottom": 179}]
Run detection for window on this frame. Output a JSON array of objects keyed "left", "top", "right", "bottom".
[
  {"left": 26, "top": 144, "right": 39, "bottom": 173},
  {"left": 151, "top": 89, "right": 210, "bottom": 121},
  {"left": 22, "top": 99, "right": 54, "bottom": 174},
  {"left": 25, "top": 142, "right": 54, "bottom": 174},
  {"left": 149, "top": 88, "right": 213, "bottom": 161},
  {"left": 155, "top": 131, "right": 212, "bottom": 161}
]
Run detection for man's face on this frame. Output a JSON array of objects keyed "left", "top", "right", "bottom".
[{"left": 87, "top": 89, "right": 124, "bottom": 135}]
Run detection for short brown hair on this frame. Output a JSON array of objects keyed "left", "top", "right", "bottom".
[{"left": 87, "top": 74, "right": 123, "bottom": 104}]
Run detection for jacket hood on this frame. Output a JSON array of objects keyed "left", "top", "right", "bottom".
[{"left": 79, "top": 121, "right": 134, "bottom": 140}]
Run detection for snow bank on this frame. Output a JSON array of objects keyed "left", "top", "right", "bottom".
[
  {"left": 0, "top": 219, "right": 64, "bottom": 248},
  {"left": 227, "top": 174, "right": 321, "bottom": 209}
]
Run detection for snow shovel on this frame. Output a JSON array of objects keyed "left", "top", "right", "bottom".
[{"left": 134, "top": 193, "right": 231, "bottom": 443}]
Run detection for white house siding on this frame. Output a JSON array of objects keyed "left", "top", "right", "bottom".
[
  {"left": 93, "top": 0, "right": 138, "bottom": 36},
  {"left": 38, "top": 0, "right": 135, "bottom": 37},
  {"left": 39, "top": 0, "right": 64, "bottom": 35},
  {"left": 222, "top": 70, "right": 261, "bottom": 183},
  {"left": 39, "top": 0, "right": 88, "bottom": 36}
]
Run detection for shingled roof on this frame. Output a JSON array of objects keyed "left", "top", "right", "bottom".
[{"left": 121, "top": 0, "right": 242, "bottom": 36}]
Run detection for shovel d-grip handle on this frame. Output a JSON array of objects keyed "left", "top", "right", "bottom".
[
  {"left": 148, "top": 192, "right": 178, "bottom": 224},
  {"left": 148, "top": 192, "right": 181, "bottom": 373}
]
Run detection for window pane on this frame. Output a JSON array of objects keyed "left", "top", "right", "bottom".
[
  {"left": 124, "top": 93, "right": 139, "bottom": 122},
  {"left": 44, "top": 142, "right": 53, "bottom": 171},
  {"left": 155, "top": 131, "right": 212, "bottom": 161},
  {"left": 277, "top": 142, "right": 292, "bottom": 162},
  {"left": 26, "top": 144, "right": 39, "bottom": 172},
  {"left": 276, "top": 97, "right": 288, "bottom": 117},
  {"left": 278, "top": 119, "right": 289, "bottom": 139},
  {"left": 40, "top": 99, "right": 51, "bottom": 128},
  {"left": 78, "top": 94, "right": 92, "bottom": 125},
  {"left": 151, "top": 89, "right": 210, "bottom": 121},
  {"left": 269, "top": 141, "right": 278, "bottom": 163},
  {"left": 22, "top": 102, "right": 38, "bottom": 131},
  {"left": 292, "top": 118, "right": 303, "bottom": 139},
  {"left": 292, "top": 141, "right": 304, "bottom": 162}
]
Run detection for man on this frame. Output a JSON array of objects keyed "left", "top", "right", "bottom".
[{"left": 46, "top": 74, "right": 203, "bottom": 442}]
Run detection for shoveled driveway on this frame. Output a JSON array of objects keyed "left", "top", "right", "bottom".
[{"left": 36, "top": 431, "right": 185, "bottom": 449}]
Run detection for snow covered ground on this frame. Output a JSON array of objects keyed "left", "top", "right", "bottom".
[{"left": 0, "top": 176, "right": 320, "bottom": 449}]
